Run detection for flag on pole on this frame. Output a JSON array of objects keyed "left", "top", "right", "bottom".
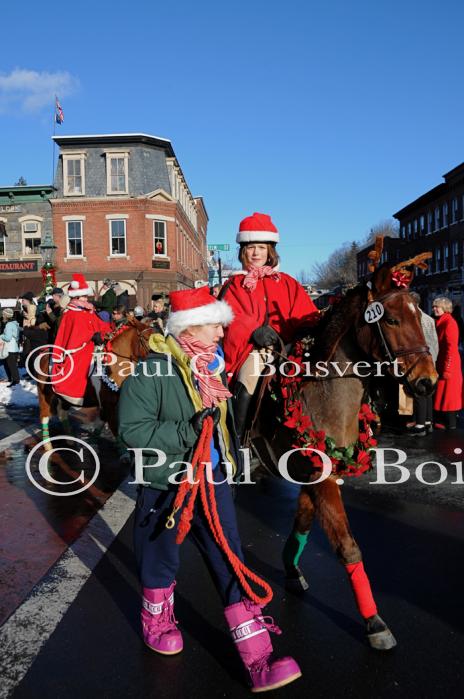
[{"left": 55, "top": 96, "right": 64, "bottom": 125}]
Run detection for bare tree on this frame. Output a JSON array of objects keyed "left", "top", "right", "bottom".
[
  {"left": 364, "top": 218, "right": 399, "bottom": 244},
  {"left": 311, "top": 241, "right": 359, "bottom": 288},
  {"left": 14, "top": 176, "right": 27, "bottom": 186}
]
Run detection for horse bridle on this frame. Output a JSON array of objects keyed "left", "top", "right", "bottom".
[
  {"left": 366, "top": 287, "right": 430, "bottom": 367},
  {"left": 104, "top": 325, "right": 155, "bottom": 362}
]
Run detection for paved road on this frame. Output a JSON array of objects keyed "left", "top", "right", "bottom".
[{"left": 1, "top": 421, "right": 463, "bottom": 698}]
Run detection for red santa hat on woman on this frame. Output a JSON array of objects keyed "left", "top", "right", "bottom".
[
  {"left": 166, "top": 286, "right": 233, "bottom": 337},
  {"left": 236, "top": 212, "right": 279, "bottom": 244},
  {"left": 68, "top": 273, "right": 93, "bottom": 297}
]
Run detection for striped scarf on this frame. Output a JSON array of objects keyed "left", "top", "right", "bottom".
[
  {"left": 242, "top": 265, "right": 281, "bottom": 292},
  {"left": 177, "top": 335, "right": 232, "bottom": 408}
]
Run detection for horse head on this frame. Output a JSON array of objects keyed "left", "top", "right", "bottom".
[{"left": 355, "top": 243, "right": 438, "bottom": 397}]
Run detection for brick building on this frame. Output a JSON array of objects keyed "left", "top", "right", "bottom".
[
  {"left": 392, "top": 162, "right": 464, "bottom": 313},
  {"left": 0, "top": 185, "right": 55, "bottom": 299},
  {"left": 356, "top": 161, "right": 464, "bottom": 315},
  {"left": 52, "top": 133, "right": 209, "bottom": 307}
]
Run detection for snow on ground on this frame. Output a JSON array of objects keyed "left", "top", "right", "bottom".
[{"left": 0, "top": 379, "right": 38, "bottom": 408}]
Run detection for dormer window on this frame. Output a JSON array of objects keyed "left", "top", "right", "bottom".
[
  {"left": 63, "top": 153, "right": 86, "bottom": 196},
  {"left": 105, "top": 151, "right": 129, "bottom": 194}
]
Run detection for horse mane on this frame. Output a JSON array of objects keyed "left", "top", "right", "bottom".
[{"left": 300, "top": 285, "right": 366, "bottom": 362}]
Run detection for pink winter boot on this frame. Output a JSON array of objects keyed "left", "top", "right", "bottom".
[
  {"left": 224, "top": 599, "right": 301, "bottom": 692},
  {"left": 141, "top": 581, "right": 183, "bottom": 655}
]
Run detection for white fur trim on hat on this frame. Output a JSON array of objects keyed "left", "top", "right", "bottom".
[
  {"left": 166, "top": 300, "right": 234, "bottom": 337},
  {"left": 68, "top": 286, "right": 93, "bottom": 297},
  {"left": 236, "top": 230, "right": 279, "bottom": 244}
]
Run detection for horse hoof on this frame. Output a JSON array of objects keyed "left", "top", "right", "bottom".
[
  {"left": 366, "top": 614, "right": 397, "bottom": 650},
  {"left": 285, "top": 568, "right": 309, "bottom": 594}
]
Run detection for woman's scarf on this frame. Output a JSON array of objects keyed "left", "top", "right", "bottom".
[
  {"left": 177, "top": 334, "right": 232, "bottom": 408},
  {"left": 70, "top": 299, "right": 96, "bottom": 311},
  {"left": 242, "top": 265, "right": 281, "bottom": 292}
]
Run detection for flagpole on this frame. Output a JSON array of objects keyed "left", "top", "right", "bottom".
[{"left": 51, "top": 96, "right": 57, "bottom": 190}]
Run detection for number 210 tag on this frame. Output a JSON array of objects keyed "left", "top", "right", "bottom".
[{"left": 364, "top": 302, "right": 384, "bottom": 324}]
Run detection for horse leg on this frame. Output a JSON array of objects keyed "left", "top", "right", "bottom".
[
  {"left": 56, "top": 398, "right": 72, "bottom": 436},
  {"left": 283, "top": 486, "right": 314, "bottom": 593},
  {"left": 311, "top": 477, "right": 396, "bottom": 650}
]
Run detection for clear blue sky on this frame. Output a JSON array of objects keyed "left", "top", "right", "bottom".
[{"left": 1, "top": 0, "right": 463, "bottom": 277}]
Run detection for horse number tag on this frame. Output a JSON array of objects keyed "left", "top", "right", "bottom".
[{"left": 364, "top": 302, "right": 384, "bottom": 324}]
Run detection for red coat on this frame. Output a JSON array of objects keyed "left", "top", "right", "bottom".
[
  {"left": 222, "top": 271, "right": 319, "bottom": 381},
  {"left": 434, "top": 312, "right": 462, "bottom": 412},
  {"left": 51, "top": 304, "right": 109, "bottom": 404}
]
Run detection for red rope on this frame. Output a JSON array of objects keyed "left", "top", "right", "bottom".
[{"left": 166, "top": 417, "right": 273, "bottom": 606}]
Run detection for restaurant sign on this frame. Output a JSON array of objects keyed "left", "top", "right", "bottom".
[{"left": 0, "top": 260, "right": 38, "bottom": 272}]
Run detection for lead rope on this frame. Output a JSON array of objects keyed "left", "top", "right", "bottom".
[{"left": 165, "top": 416, "right": 273, "bottom": 606}]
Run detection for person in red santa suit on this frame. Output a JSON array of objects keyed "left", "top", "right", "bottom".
[
  {"left": 221, "top": 212, "right": 319, "bottom": 439},
  {"left": 51, "top": 273, "right": 111, "bottom": 406}
]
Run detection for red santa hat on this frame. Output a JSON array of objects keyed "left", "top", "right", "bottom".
[
  {"left": 166, "top": 286, "right": 233, "bottom": 337},
  {"left": 236, "top": 212, "right": 279, "bottom": 244},
  {"left": 68, "top": 273, "right": 93, "bottom": 297}
]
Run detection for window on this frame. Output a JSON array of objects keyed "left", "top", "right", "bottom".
[
  {"left": 66, "top": 221, "right": 83, "bottom": 256},
  {"left": 443, "top": 202, "right": 448, "bottom": 227},
  {"left": 407, "top": 222, "right": 411, "bottom": 239},
  {"left": 444, "top": 244, "right": 449, "bottom": 271},
  {"left": 106, "top": 153, "right": 129, "bottom": 194},
  {"left": 452, "top": 197, "right": 458, "bottom": 224},
  {"left": 413, "top": 219, "right": 418, "bottom": 237},
  {"left": 153, "top": 220, "right": 167, "bottom": 256},
  {"left": 400, "top": 225, "right": 405, "bottom": 239},
  {"left": 22, "top": 220, "right": 41, "bottom": 255},
  {"left": 427, "top": 211, "right": 433, "bottom": 233},
  {"left": 63, "top": 154, "right": 86, "bottom": 196},
  {"left": 436, "top": 247, "right": 441, "bottom": 273},
  {"left": 420, "top": 215, "right": 425, "bottom": 233},
  {"left": 434, "top": 207, "right": 440, "bottom": 231},
  {"left": 109, "top": 219, "right": 126, "bottom": 256},
  {"left": 452, "top": 241, "right": 459, "bottom": 268}
]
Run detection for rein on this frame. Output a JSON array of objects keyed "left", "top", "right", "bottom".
[{"left": 166, "top": 417, "right": 273, "bottom": 606}]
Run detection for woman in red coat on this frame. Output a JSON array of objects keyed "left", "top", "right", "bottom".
[
  {"left": 432, "top": 296, "right": 462, "bottom": 429},
  {"left": 221, "top": 212, "right": 319, "bottom": 438}
]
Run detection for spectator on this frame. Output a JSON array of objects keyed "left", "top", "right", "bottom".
[
  {"left": 0, "top": 308, "right": 21, "bottom": 387},
  {"left": 432, "top": 296, "right": 462, "bottom": 430},
  {"left": 19, "top": 292, "right": 37, "bottom": 327},
  {"left": 407, "top": 292, "right": 439, "bottom": 436},
  {"left": 112, "top": 305, "right": 129, "bottom": 330},
  {"left": 96, "top": 279, "right": 118, "bottom": 314},
  {"left": 113, "top": 283, "right": 129, "bottom": 311},
  {"left": 148, "top": 299, "right": 168, "bottom": 332},
  {"left": 133, "top": 305, "right": 145, "bottom": 321}
]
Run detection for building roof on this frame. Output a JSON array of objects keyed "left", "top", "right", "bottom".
[
  {"left": 393, "top": 183, "right": 447, "bottom": 219},
  {"left": 52, "top": 133, "right": 176, "bottom": 157}
]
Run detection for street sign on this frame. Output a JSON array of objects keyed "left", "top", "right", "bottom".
[{"left": 207, "top": 244, "right": 230, "bottom": 251}]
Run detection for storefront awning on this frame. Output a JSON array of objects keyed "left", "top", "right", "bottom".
[{"left": 0, "top": 276, "right": 43, "bottom": 300}]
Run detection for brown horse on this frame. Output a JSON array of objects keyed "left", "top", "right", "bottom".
[
  {"left": 36, "top": 318, "right": 156, "bottom": 450},
  {"left": 251, "top": 253, "right": 437, "bottom": 650}
]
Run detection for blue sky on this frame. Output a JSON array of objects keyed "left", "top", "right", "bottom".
[{"left": 1, "top": 0, "right": 463, "bottom": 277}]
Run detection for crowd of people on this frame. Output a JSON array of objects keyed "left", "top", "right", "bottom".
[{"left": 0, "top": 279, "right": 169, "bottom": 388}]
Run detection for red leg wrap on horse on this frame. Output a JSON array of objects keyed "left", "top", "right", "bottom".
[{"left": 345, "top": 561, "right": 377, "bottom": 618}]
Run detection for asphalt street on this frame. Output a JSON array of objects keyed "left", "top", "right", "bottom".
[{"left": 1, "top": 418, "right": 463, "bottom": 699}]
